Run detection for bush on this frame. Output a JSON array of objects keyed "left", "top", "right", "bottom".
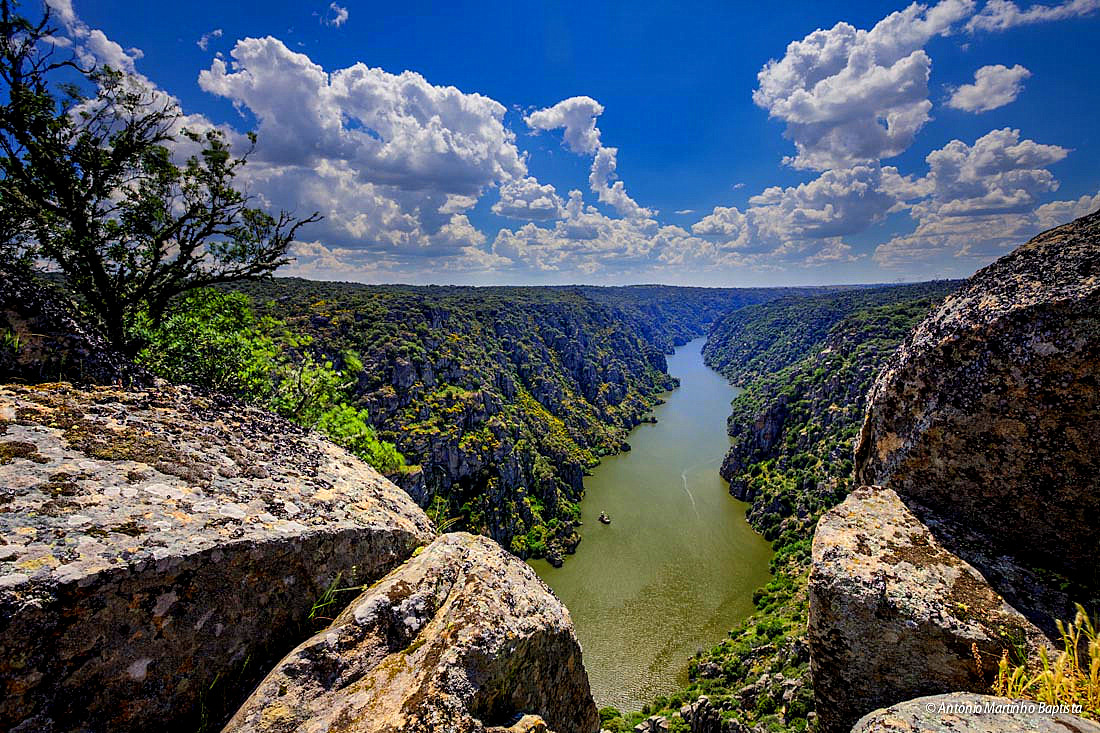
[{"left": 140, "top": 288, "right": 405, "bottom": 475}]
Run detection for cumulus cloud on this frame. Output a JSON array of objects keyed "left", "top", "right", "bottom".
[
  {"left": 525, "top": 97, "right": 652, "bottom": 218},
  {"left": 196, "top": 36, "right": 546, "bottom": 262},
  {"left": 754, "top": 0, "right": 975, "bottom": 170},
  {"left": 947, "top": 64, "right": 1031, "bottom": 112},
  {"left": 1035, "top": 190, "right": 1100, "bottom": 228},
  {"left": 492, "top": 177, "right": 565, "bottom": 220},
  {"left": 324, "top": 3, "right": 349, "bottom": 27},
  {"left": 966, "top": 0, "right": 1100, "bottom": 31},
  {"left": 46, "top": 0, "right": 144, "bottom": 74},
  {"left": 197, "top": 28, "right": 223, "bottom": 51},
  {"left": 525, "top": 96, "right": 604, "bottom": 154},
  {"left": 874, "top": 128, "right": 1074, "bottom": 265},
  {"left": 690, "top": 166, "right": 894, "bottom": 267},
  {"left": 490, "top": 191, "right": 745, "bottom": 276}
]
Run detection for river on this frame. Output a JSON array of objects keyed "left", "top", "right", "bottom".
[{"left": 530, "top": 337, "right": 774, "bottom": 711}]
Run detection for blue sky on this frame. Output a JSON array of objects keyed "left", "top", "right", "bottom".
[{"left": 49, "top": 0, "right": 1100, "bottom": 285}]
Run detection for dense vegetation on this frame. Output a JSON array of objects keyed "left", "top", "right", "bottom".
[
  {"left": 703, "top": 282, "right": 959, "bottom": 385},
  {"left": 574, "top": 285, "right": 829, "bottom": 353},
  {"left": 223, "top": 279, "right": 801, "bottom": 564},
  {"left": 138, "top": 288, "right": 406, "bottom": 473},
  {"left": 603, "top": 282, "right": 960, "bottom": 732}
]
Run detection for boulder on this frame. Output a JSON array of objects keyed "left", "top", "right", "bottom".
[
  {"left": 223, "top": 532, "right": 600, "bottom": 733},
  {"left": 680, "top": 697, "right": 750, "bottom": 733},
  {"left": 808, "top": 487, "right": 1054, "bottom": 732},
  {"left": 854, "top": 210, "right": 1100, "bottom": 585},
  {"left": 810, "top": 210, "right": 1100, "bottom": 732},
  {"left": 0, "top": 382, "right": 435, "bottom": 733},
  {"left": 851, "top": 693, "right": 1100, "bottom": 732}
]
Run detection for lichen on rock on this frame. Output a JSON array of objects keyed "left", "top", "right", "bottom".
[
  {"left": 223, "top": 532, "right": 599, "bottom": 733},
  {"left": 810, "top": 209, "right": 1100, "bottom": 733},
  {"left": 0, "top": 381, "right": 435, "bottom": 733}
]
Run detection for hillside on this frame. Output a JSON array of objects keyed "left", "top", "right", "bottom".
[
  {"left": 611, "top": 283, "right": 959, "bottom": 732},
  {"left": 702, "top": 282, "right": 960, "bottom": 386},
  {"left": 573, "top": 285, "right": 829, "bottom": 353},
  {"left": 229, "top": 280, "right": 799, "bottom": 564}
]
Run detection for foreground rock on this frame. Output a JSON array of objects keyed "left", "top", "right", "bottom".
[
  {"left": 224, "top": 532, "right": 599, "bottom": 733},
  {"left": 854, "top": 210, "right": 1100, "bottom": 585},
  {"left": 809, "top": 487, "right": 1054, "bottom": 731},
  {"left": 852, "top": 693, "right": 1100, "bottom": 732},
  {"left": 811, "top": 210, "right": 1100, "bottom": 733},
  {"left": 0, "top": 382, "right": 435, "bottom": 733}
]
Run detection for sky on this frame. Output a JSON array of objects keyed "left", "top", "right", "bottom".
[{"left": 43, "top": 0, "right": 1100, "bottom": 286}]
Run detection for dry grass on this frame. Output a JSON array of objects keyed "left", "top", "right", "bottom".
[{"left": 993, "top": 604, "right": 1099, "bottom": 720}]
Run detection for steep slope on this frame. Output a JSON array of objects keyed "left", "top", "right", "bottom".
[
  {"left": 811, "top": 209, "right": 1100, "bottom": 731},
  {"left": 231, "top": 281, "right": 800, "bottom": 565},
  {"left": 703, "top": 282, "right": 959, "bottom": 386},
  {"left": 628, "top": 284, "right": 956, "bottom": 733},
  {"left": 575, "top": 284, "right": 822, "bottom": 353}
]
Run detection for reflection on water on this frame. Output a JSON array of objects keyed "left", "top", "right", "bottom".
[{"left": 531, "top": 338, "right": 773, "bottom": 711}]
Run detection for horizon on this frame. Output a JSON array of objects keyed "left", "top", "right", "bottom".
[{"left": 50, "top": 0, "right": 1100, "bottom": 287}]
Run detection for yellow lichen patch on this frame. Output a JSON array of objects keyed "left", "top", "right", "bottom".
[
  {"left": 16, "top": 553, "right": 59, "bottom": 572},
  {"left": 876, "top": 432, "right": 903, "bottom": 462},
  {"left": 259, "top": 702, "right": 296, "bottom": 726}
]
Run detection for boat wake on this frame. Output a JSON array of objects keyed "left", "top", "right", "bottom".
[{"left": 679, "top": 454, "right": 725, "bottom": 520}]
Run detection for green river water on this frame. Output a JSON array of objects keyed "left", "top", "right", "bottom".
[{"left": 531, "top": 337, "right": 774, "bottom": 711}]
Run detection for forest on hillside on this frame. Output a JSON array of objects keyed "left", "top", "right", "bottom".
[{"left": 598, "top": 281, "right": 960, "bottom": 732}]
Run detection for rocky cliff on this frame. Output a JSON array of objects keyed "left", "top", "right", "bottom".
[
  {"left": 230, "top": 280, "right": 801, "bottom": 566},
  {"left": 810, "top": 210, "right": 1100, "bottom": 732},
  {"left": 0, "top": 381, "right": 436, "bottom": 732},
  {"left": 0, "top": 379, "right": 600, "bottom": 732}
]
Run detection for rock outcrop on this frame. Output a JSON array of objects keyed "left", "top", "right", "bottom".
[
  {"left": 0, "top": 382, "right": 436, "bottom": 733},
  {"left": 852, "top": 693, "right": 1100, "bottom": 732},
  {"left": 810, "top": 487, "right": 1055, "bottom": 729},
  {"left": 0, "top": 266, "right": 147, "bottom": 387},
  {"left": 810, "top": 210, "right": 1100, "bottom": 732},
  {"left": 223, "top": 532, "right": 599, "bottom": 733},
  {"left": 854, "top": 210, "right": 1100, "bottom": 585}
]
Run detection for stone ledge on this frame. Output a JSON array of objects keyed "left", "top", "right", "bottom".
[
  {"left": 809, "top": 486, "right": 1054, "bottom": 733},
  {"left": 0, "top": 382, "right": 435, "bottom": 732}
]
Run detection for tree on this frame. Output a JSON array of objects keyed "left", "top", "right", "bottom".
[{"left": 0, "top": 0, "right": 319, "bottom": 354}]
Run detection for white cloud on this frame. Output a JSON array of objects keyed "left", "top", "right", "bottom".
[
  {"left": 692, "top": 165, "right": 897, "bottom": 263},
  {"left": 1035, "top": 190, "right": 1100, "bottom": 228},
  {"left": 692, "top": 206, "right": 748, "bottom": 240},
  {"left": 492, "top": 177, "right": 565, "bottom": 220},
  {"left": 966, "top": 0, "right": 1100, "bottom": 31},
  {"left": 525, "top": 96, "right": 604, "bottom": 154},
  {"left": 525, "top": 96, "right": 652, "bottom": 218},
  {"left": 749, "top": 164, "right": 897, "bottom": 240},
  {"left": 197, "top": 28, "right": 223, "bottom": 51},
  {"left": 753, "top": 0, "right": 975, "bottom": 170},
  {"left": 674, "top": 209, "right": 696, "bottom": 215},
  {"left": 325, "top": 3, "right": 350, "bottom": 28},
  {"left": 46, "top": 0, "right": 144, "bottom": 74},
  {"left": 874, "top": 128, "right": 1074, "bottom": 265},
  {"left": 947, "top": 64, "right": 1031, "bottom": 112},
  {"left": 197, "top": 36, "right": 537, "bottom": 259}
]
